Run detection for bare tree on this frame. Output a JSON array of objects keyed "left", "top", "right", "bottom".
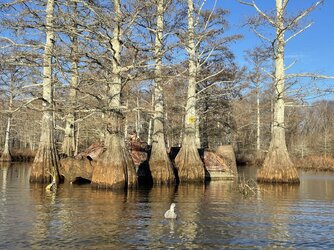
[
  {"left": 0, "top": 65, "right": 15, "bottom": 162},
  {"left": 91, "top": 0, "right": 137, "bottom": 189},
  {"left": 30, "top": 0, "right": 60, "bottom": 185},
  {"left": 149, "top": 0, "right": 175, "bottom": 184},
  {"left": 61, "top": 2, "right": 79, "bottom": 157},
  {"left": 174, "top": 0, "right": 205, "bottom": 182},
  {"left": 245, "top": 47, "right": 271, "bottom": 158},
  {"left": 239, "top": 0, "right": 324, "bottom": 183}
]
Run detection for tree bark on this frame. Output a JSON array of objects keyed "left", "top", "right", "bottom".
[
  {"left": 136, "top": 96, "right": 141, "bottom": 137},
  {"left": 175, "top": 0, "right": 205, "bottom": 182},
  {"left": 147, "top": 93, "right": 154, "bottom": 146},
  {"left": 1, "top": 81, "right": 13, "bottom": 162},
  {"left": 0, "top": 116, "right": 12, "bottom": 162},
  {"left": 256, "top": 72, "right": 261, "bottom": 157},
  {"left": 257, "top": 0, "right": 299, "bottom": 183},
  {"left": 30, "top": 0, "right": 60, "bottom": 184},
  {"left": 148, "top": 0, "right": 175, "bottom": 184},
  {"left": 91, "top": 0, "right": 137, "bottom": 189},
  {"left": 61, "top": 2, "right": 78, "bottom": 157}
]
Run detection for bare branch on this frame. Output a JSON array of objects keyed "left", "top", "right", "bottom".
[
  {"left": 285, "top": 1, "right": 323, "bottom": 31},
  {"left": 195, "top": 68, "right": 230, "bottom": 85},
  {"left": 286, "top": 73, "right": 334, "bottom": 79},
  {"left": 252, "top": 27, "right": 271, "bottom": 43},
  {"left": 238, "top": 0, "right": 275, "bottom": 26},
  {"left": 285, "top": 22, "right": 314, "bottom": 43},
  {"left": 196, "top": 80, "right": 234, "bottom": 96},
  {"left": 0, "top": 97, "right": 42, "bottom": 114},
  {"left": 284, "top": 59, "right": 297, "bottom": 71}
]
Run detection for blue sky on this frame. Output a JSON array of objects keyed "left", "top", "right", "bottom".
[{"left": 215, "top": 0, "right": 334, "bottom": 78}]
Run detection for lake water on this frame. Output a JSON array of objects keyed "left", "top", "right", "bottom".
[{"left": 1, "top": 163, "right": 334, "bottom": 249}]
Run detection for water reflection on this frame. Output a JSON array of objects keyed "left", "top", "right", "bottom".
[
  {"left": 1, "top": 164, "right": 334, "bottom": 249},
  {"left": 0, "top": 163, "right": 10, "bottom": 227},
  {"left": 299, "top": 171, "right": 334, "bottom": 200},
  {"left": 258, "top": 184, "right": 299, "bottom": 248},
  {"left": 1, "top": 163, "right": 10, "bottom": 201}
]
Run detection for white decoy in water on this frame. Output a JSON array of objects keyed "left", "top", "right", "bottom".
[{"left": 164, "top": 203, "right": 177, "bottom": 219}]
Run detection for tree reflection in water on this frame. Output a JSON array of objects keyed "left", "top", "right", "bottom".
[{"left": 1, "top": 165, "right": 334, "bottom": 249}]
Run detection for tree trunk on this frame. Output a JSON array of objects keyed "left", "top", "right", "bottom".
[
  {"left": 195, "top": 114, "right": 201, "bottom": 148},
  {"left": 0, "top": 116, "right": 12, "bottom": 162},
  {"left": 1, "top": 80, "right": 13, "bottom": 162},
  {"left": 136, "top": 96, "right": 141, "bottom": 137},
  {"left": 256, "top": 76, "right": 261, "bottom": 157},
  {"left": 148, "top": 0, "right": 175, "bottom": 184},
  {"left": 147, "top": 93, "right": 154, "bottom": 146},
  {"left": 91, "top": 0, "right": 137, "bottom": 189},
  {"left": 124, "top": 99, "right": 128, "bottom": 138},
  {"left": 257, "top": 0, "right": 299, "bottom": 183},
  {"left": 30, "top": 0, "right": 60, "bottom": 184},
  {"left": 175, "top": 0, "right": 204, "bottom": 182},
  {"left": 61, "top": 3, "right": 78, "bottom": 157}
]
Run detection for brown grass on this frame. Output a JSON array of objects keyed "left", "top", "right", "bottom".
[
  {"left": 294, "top": 155, "right": 334, "bottom": 172},
  {"left": 0, "top": 149, "right": 36, "bottom": 162}
]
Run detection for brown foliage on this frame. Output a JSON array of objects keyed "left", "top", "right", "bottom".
[
  {"left": 0, "top": 152, "right": 12, "bottom": 162},
  {"left": 295, "top": 155, "right": 334, "bottom": 171},
  {"left": 0, "top": 149, "right": 35, "bottom": 162}
]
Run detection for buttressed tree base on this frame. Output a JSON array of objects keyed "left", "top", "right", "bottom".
[
  {"left": 91, "top": 114, "right": 137, "bottom": 189},
  {"left": 175, "top": 134, "right": 205, "bottom": 182},
  {"left": 257, "top": 146, "right": 299, "bottom": 183}
]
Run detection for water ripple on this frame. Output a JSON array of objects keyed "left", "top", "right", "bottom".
[{"left": 1, "top": 164, "right": 334, "bottom": 249}]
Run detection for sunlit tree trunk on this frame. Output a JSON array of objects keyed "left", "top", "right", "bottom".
[
  {"left": 256, "top": 75, "right": 261, "bottom": 156},
  {"left": 136, "top": 96, "right": 141, "bottom": 137},
  {"left": 30, "top": 0, "right": 60, "bottom": 184},
  {"left": 124, "top": 99, "right": 128, "bottom": 138},
  {"left": 147, "top": 93, "right": 154, "bottom": 146},
  {"left": 0, "top": 81, "right": 13, "bottom": 162},
  {"left": 62, "top": 4, "right": 78, "bottom": 157},
  {"left": 149, "top": 0, "right": 175, "bottom": 184},
  {"left": 175, "top": 0, "right": 204, "bottom": 182},
  {"left": 257, "top": 0, "right": 299, "bottom": 183},
  {"left": 91, "top": 0, "right": 137, "bottom": 189},
  {"left": 1, "top": 116, "right": 12, "bottom": 162}
]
